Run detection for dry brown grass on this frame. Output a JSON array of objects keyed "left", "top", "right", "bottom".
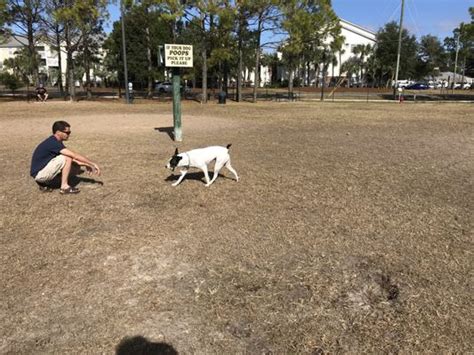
[{"left": 0, "top": 100, "right": 472, "bottom": 353}]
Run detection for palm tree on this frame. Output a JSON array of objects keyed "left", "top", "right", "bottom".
[
  {"left": 352, "top": 43, "right": 372, "bottom": 86},
  {"left": 341, "top": 56, "right": 359, "bottom": 86}
]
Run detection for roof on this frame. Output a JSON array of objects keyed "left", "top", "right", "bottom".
[
  {"left": 340, "top": 19, "right": 377, "bottom": 42},
  {"left": 0, "top": 35, "right": 28, "bottom": 48}
]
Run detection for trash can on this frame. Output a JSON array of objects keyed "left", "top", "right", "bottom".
[{"left": 218, "top": 91, "right": 226, "bottom": 104}]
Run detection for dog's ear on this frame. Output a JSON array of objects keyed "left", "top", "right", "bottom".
[{"left": 174, "top": 147, "right": 179, "bottom": 155}]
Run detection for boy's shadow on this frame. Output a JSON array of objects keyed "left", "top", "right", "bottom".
[{"left": 47, "top": 164, "right": 104, "bottom": 189}]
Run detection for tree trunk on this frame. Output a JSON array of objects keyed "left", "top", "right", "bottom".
[
  {"left": 237, "top": 42, "right": 242, "bottom": 102},
  {"left": 27, "top": 20, "right": 38, "bottom": 85},
  {"left": 202, "top": 48, "right": 207, "bottom": 103},
  {"left": 55, "top": 25, "right": 65, "bottom": 98},
  {"left": 236, "top": 12, "right": 244, "bottom": 103},
  {"left": 84, "top": 38, "right": 92, "bottom": 100},
  {"left": 315, "top": 66, "right": 320, "bottom": 88},
  {"left": 223, "top": 61, "right": 228, "bottom": 94},
  {"left": 65, "top": 25, "right": 75, "bottom": 101},
  {"left": 145, "top": 7, "right": 153, "bottom": 99},
  {"left": 253, "top": 46, "right": 260, "bottom": 103},
  {"left": 288, "top": 67, "right": 294, "bottom": 95},
  {"left": 201, "top": 16, "right": 207, "bottom": 103},
  {"left": 68, "top": 53, "right": 75, "bottom": 101},
  {"left": 253, "top": 16, "right": 263, "bottom": 103},
  {"left": 85, "top": 62, "right": 92, "bottom": 99}
]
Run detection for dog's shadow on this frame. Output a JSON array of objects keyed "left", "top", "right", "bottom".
[{"left": 165, "top": 171, "right": 233, "bottom": 184}]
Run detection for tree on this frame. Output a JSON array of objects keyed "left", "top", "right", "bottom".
[
  {"left": 103, "top": 3, "right": 173, "bottom": 93},
  {"left": 364, "top": 45, "right": 379, "bottom": 87},
  {"left": 42, "top": 0, "right": 67, "bottom": 97},
  {"left": 416, "top": 35, "right": 446, "bottom": 79},
  {"left": 340, "top": 56, "right": 359, "bottom": 86},
  {"left": 375, "top": 21, "right": 417, "bottom": 86},
  {"left": 352, "top": 43, "right": 373, "bottom": 85},
  {"left": 6, "top": 0, "right": 45, "bottom": 85},
  {"left": 0, "top": 71, "right": 24, "bottom": 94},
  {"left": 261, "top": 52, "right": 280, "bottom": 85},
  {"left": 247, "top": 0, "right": 278, "bottom": 102},
  {"left": 0, "top": 0, "right": 8, "bottom": 41},
  {"left": 129, "top": 0, "right": 175, "bottom": 98},
  {"left": 180, "top": 1, "right": 232, "bottom": 102},
  {"left": 2, "top": 46, "right": 40, "bottom": 84},
  {"left": 54, "top": 0, "right": 108, "bottom": 101},
  {"left": 444, "top": 7, "right": 474, "bottom": 82},
  {"left": 279, "top": 0, "right": 340, "bottom": 95}
]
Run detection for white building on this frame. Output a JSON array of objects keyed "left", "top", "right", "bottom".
[
  {"left": 0, "top": 35, "right": 103, "bottom": 87},
  {"left": 0, "top": 36, "right": 67, "bottom": 85},
  {"left": 268, "top": 18, "right": 376, "bottom": 87}
]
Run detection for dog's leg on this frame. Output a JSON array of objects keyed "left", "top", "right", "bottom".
[
  {"left": 201, "top": 165, "right": 212, "bottom": 187},
  {"left": 225, "top": 160, "right": 239, "bottom": 182},
  {"left": 172, "top": 169, "right": 188, "bottom": 186},
  {"left": 208, "top": 160, "right": 226, "bottom": 186}
]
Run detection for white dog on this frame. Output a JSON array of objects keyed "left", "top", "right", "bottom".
[{"left": 165, "top": 144, "right": 239, "bottom": 187}]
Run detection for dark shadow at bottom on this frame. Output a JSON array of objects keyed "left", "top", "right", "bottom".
[{"left": 116, "top": 336, "right": 178, "bottom": 355}]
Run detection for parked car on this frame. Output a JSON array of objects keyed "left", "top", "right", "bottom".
[
  {"left": 393, "top": 80, "right": 414, "bottom": 88},
  {"left": 405, "top": 83, "right": 429, "bottom": 90},
  {"left": 155, "top": 81, "right": 191, "bottom": 94},
  {"left": 453, "top": 82, "right": 471, "bottom": 90},
  {"left": 155, "top": 81, "right": 173, "bottom": 93}
]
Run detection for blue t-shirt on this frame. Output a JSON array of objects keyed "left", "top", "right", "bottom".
[{"left": 30, "top": 136, "right": 65, "bottom": 177}]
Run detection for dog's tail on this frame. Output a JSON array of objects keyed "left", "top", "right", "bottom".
[{"left": 226, "top": 144, "right": 232, "bottom": 150}]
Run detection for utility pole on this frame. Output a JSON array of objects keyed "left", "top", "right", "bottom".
[
  {"left": 393, "top": 0, "right": 405, "bottom": 98},
  {"left": 453, "top": 28, "right": 461, "bottom": 94},
  {"left": 121, "top": 0, "right": 130, "bottom": 104}
]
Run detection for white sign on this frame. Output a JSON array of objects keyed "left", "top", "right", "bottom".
[{"left": 165, "top": 44, "right": 193, "bottom": 68}]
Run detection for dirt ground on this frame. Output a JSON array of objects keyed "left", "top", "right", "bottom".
[{"left": 0, "top": 100, "right": 472, "bottom": 354}]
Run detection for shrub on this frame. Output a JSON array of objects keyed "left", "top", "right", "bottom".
[{"left": 0, "top": 72, "right": 23, "bottom": 93}]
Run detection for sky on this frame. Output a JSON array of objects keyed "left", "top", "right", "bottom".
[
  {"left": 332, "top": 0, "right": 472, "bottom": 39},
  {"left": 107, "top": 0, "right": 472, "bottom": 40}
]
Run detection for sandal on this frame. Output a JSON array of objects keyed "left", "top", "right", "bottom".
[{"left": 60, "top": 187, "right": 80, "bottom": 194}]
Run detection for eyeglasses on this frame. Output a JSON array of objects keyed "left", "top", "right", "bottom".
[{"left": 61, "top": 130, "right": 71, "bottom": 135}]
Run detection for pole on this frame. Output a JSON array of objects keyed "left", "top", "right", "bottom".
[
  {"left": 393, "top": 0, "right": 405, "bottom": 98},
  {"left": 120, "top": 0, "right": 130, "bottom": 104},
  {"left": 172, "top": 67, "right": 182, "bottom": 141},
  {"left": 453, "top": 30, "right": 460, "bottom": 94}
]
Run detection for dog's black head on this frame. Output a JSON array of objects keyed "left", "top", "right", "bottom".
[{"left": 166, "top": 148, "right": 182, "bottom": 171}]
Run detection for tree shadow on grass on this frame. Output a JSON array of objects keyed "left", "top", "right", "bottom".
[{"left": 116, "top": 336, "right": 178, "bottom": 355}]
